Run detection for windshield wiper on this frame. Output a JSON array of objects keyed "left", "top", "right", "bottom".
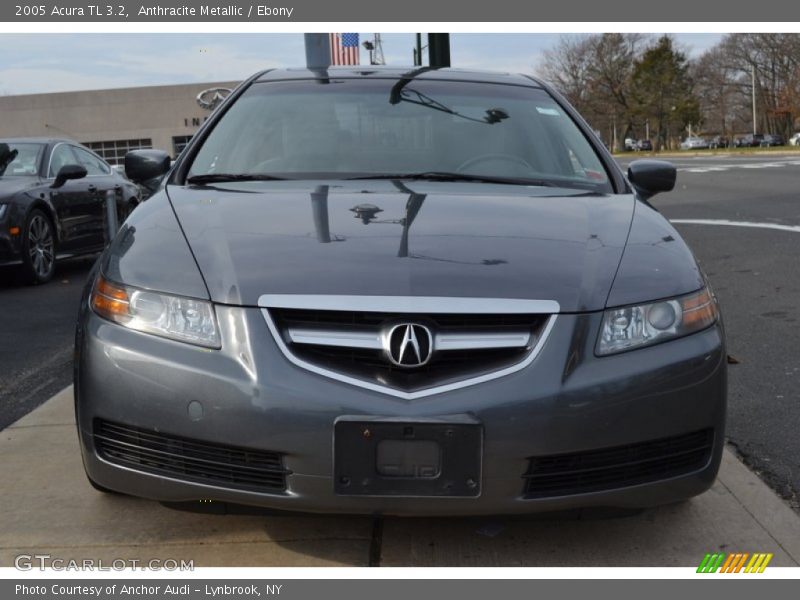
[
  {"left": 344, "top": 171, "right": 555, "bottom": 187},
  {"left": 186, "top": 173, "right": 287, "bottom": 185}
]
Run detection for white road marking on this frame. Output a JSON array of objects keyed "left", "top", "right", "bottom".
[
  {"left": 680, "top": 159, "right": 800, "bottom": 173},
  {"left": 671, "top": 219, "right": 800, "bottom": 233}
]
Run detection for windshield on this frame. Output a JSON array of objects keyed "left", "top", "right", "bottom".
[
  {"left": 0, "top": 142, "right": 44, "bottom": 177},
  {"left": 187, "top": 78, "right": 612, "bottom": 192}
]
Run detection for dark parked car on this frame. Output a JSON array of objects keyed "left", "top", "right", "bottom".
[
  {"left": 0, "top": 138, "right": 140, "bottom": 283},
  {"left": 75, "top": 68, "right": 726, "bottom": 515},
  {"left": 636, "top": 139, "right": 653, "bottom": 151},
  {"left": 760, "top": 134, "right": 784, "bottom": 147},
  {"left": 734, "top": 134, "right": 764, "bottom": 147}
]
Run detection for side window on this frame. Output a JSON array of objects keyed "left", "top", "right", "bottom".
[
  {"left": 48, "top": 144, "right": 79, "bottom": 177},
  {"left": 72, "top": 147, "right": 111, "bottom": 176}
]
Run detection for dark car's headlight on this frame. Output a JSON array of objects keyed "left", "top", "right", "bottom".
[
  {"left": 0, "top": 203, "right": 7, "bottom": 220},
  {"left": 596, "top": 287, "right": 719, "bottom": 356},
  {"left": 90, "top": 275, "right": 220, "bottom": 348}
]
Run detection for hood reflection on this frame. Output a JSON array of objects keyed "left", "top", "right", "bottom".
[{"left": 310, "top": 181, "right": 507, "bottom": 265}]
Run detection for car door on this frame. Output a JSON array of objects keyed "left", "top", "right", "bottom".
[
  {"left": 50, "top": 143, "right": 114, "bottom": 253},
  {"left": 70, "top": 146, "right": 118, "bottom": 246},
  {"left": 47, "top": 143, "right": 97, "bottom": 253}
]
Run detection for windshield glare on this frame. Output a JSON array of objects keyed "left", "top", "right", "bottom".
[
  {"left": 187, "top": 78, "right": 612, "bottom": 192},
  {"left": 0, "top": 142, "right": 44, "bottom": 177}
]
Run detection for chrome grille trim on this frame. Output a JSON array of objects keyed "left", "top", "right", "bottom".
[
  {"left": 287, "top": 328, "right": 382, "bottom": 349},
  {"left": 258, "top": 294, "right": 560, "bottom": 314},
  {"left": 434, "top": 331, "right": 531, "bottom": 351},
  {"left": 286, "top": 327, "right": 532, "bottom": 352},
  {"left": 258, "top": 295, "right": 559, "bottom": 400}
]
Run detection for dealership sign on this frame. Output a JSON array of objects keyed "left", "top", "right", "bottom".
[{"left": 196, "top": 87, "right": 232, "bottom": 111}]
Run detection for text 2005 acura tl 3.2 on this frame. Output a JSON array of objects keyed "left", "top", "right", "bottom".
[{"left": 75, "top": 68, "right": 726, "bottom": 515}]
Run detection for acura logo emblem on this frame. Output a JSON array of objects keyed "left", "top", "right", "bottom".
[
  {"left": 196, "top": 87, "right": 232, "bottom": 111},
  {"left": 384, "top": 323, "right": 433, "bottom": 367}
]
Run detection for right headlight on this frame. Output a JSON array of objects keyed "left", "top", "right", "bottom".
[
  {"left": 90, "top": 275, "right": 220, "bottom": 349},
  {"left": 596, "top": 287, "right": 719, "bottom": 356}
]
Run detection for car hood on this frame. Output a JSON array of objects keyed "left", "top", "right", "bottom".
[
  {"left": 166, "top": 181, "right": 635, "bottom": 312},
  {"left": 0, "top": 176, "right": 40, "bottom": 197}
]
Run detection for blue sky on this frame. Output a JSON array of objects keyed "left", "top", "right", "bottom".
[{"left": 0, "top": 33, "right": 723, "bottom": 96}]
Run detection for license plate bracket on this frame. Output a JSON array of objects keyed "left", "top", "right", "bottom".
[{"left": 334, "top": 418, "right": 482, "bottom": 497}]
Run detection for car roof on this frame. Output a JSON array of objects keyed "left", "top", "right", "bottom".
[
  {"left": 254, "top": 67, "right": 544, "bottom": 88},
  {"left": 0, "top": 137, "right": 74, "bottom": 145}
]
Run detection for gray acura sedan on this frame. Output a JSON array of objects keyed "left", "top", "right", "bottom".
[{"left": 75, "top": 68, "right": 726, "bottom": 515}]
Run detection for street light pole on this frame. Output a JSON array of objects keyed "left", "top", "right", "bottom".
[{"left": 752, "top": 63, "right": 757, "bottom": 135}]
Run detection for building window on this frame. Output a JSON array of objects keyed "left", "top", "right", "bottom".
[
  {"left": 84, "top": 139, "right": 153, "bottom": 166},
  {"left": 172, "top": 135, "right": 193, "bottom": 158}
]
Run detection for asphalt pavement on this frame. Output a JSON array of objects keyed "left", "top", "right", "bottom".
[
  {"left": 1, "top": 152, "right": 799, "bottom": 512},
  {"left": 0, "top": 256, "right": 95, "bottom": 430}
]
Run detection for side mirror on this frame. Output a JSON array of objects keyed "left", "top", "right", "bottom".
[
  {"left": 627, "top": 160, "right": 676, "bottom": 201},
  {"left": 124, "top": 149, "right": 171, "bottom": 184},
  {"left": 51, "top": 164, "right": 87, "bottom": 189}
]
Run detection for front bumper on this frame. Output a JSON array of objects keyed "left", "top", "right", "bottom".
[
  {"left": 0, "top": 211, "right": 23, "bottom": 266},
  {"left": 75, "top": 306, "right": 726, "bottom": 516}
]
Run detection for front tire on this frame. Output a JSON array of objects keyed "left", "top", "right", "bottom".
[{"left": 22, "top": 209, "right": 56, "bottom": 284}]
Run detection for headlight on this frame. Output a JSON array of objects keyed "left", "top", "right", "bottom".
[
  {"left": 90, "top": 275, "right": 220, "bottom": 348},
  {"left": 596, "top": 287, "right": 718, "bottom": 356},
  {"left": 0, "top": 204, "right": 7, "bottom": 220}
]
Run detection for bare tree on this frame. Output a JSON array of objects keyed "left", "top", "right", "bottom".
[
  {"left": 716, "top": 34, "right": 800, "bottom": 137},
  {"left": 539, "top": 33, "right": 646, "bottom": 151}
]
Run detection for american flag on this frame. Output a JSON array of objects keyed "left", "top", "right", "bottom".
[{"left": 330, "top": 33, "right": 360, "bottom": 65}]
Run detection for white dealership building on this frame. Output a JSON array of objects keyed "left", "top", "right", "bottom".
[{"left": 0, "top": 81, "right": 240, "bottom": 164}]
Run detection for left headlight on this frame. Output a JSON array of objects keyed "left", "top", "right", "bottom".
[
  {"left": 0, "top": 203, "right": 7, "bottom": 220},
  {"left": 596, "top": 287, "right": 719, "bottom": 356},
  {"left": 90, "top": 275, "right": 220, "bottom": 349}
]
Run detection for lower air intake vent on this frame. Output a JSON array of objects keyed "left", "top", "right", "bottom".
[
  {"left": 523, "top": 429, "right": 714, "bottom": 499},
  {"left": 94, "top": 419, "right": 288, "bottom": 493}
]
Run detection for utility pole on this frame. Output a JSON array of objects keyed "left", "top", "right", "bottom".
[
  {"left": 362, "top": 34, "right": 385, "bottom": 65},
  {"left": 752, "top": 63, "right": 757, "bottom": 135}
]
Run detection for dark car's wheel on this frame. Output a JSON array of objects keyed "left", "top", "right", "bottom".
[{"left": 22, "top": 209, "right": 56, "bottom": 284}]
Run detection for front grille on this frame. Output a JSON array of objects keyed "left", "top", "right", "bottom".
[
  {"left": 94, "top": 419, "right": 289, "bottom": 493},
  {"left": 522, "top": 429, "right": 714, "bottom": 499},
  {"left": 269, "top": 308, "right": 549, "bottom": 393}
]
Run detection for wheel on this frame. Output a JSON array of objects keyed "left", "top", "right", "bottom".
[{"left": 22, "top": 208, "right": 56, "bottom": 284}]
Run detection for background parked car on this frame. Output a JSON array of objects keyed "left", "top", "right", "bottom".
[
  {"left": 735, "top": 134, "right": 764, "bottom": 147},
  {"left": 636, "top": 139, "right": 653, "bottom": 151},
  {"left": 680, "top": 136, "right": 709, "bottom": 150},
  {"left": 708, "top": 136, "right": 729, "bottom": 149},
  {"left": 789, "top": 133, "right": 800, "bottom": 146},
  {"left": 760, "top": 134, "right": 784, "bottom": 147},
  {"left": 623, "top": 137, "right": 638, "bottom": 151},
  {"left": 0, "top": 137, "right": 140, "bottom": 283}
]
